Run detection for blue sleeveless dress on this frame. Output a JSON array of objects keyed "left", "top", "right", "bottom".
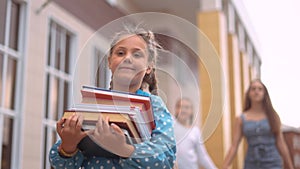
[{"left": 241, "top": 114, "right": 282, "bottom": 169}]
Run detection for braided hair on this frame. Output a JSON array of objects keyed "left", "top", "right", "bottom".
[{"left": 108, "top": 27, "right": 161, "bottom": 95}]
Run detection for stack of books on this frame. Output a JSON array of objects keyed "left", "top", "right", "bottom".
[{"left": 62, "top": 86, "right": 155, "bottom": 158}]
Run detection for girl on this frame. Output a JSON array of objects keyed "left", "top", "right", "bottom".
[
  {"left": 223, "top": 79, "right": 294, "bottom": 169},
  {"left": 174, "top": 98, "right": 217, "bottom": 169},
  {"left": 49, "top": 27, "right": 176, "bottom": 168}
]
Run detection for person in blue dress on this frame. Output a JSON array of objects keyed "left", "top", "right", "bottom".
[
  {"left": 49, "top": 27, "right": 176, "bottom": 169},
  {"left": 223, "top": 79, "right": 294, "bottom": 169}
]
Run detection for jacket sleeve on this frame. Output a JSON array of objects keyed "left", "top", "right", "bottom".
[
  {"left": 195, "top": 128, "right": 218, "bottom": 169},
  {"left": 120, "top": 95, "right": 177, "bottom": 168},
  {"left": 49, "top": 140, "right": 84, "bottom": 169}
]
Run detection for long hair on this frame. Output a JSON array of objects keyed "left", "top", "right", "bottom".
[
  {"left": 243, "top": 79, "right": 281, "bottom": 135},
  {"left": 108, "top": 26, "right": 161, "bottom": 95}
]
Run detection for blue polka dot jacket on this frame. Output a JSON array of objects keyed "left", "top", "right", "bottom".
[{"left": 49, "top": 89, "right": 177, "bottom": 169}]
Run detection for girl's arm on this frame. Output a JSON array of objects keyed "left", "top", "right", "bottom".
[
  {"left": 222, "top": 116, "right": 243, "bottom": 169},
  {"left": 120, "top": 95, "right": 176, "bottom": 168},
  {"left": 49, "top": 114, "right": 86, "bottom": 169},
  {"left": 49, "top": 140, "right": 84, "bottom": 169},
  {"left": 276, "top": 132, "right": 295, "bottom": 169},
  {"left": 195, "top": 130, "right": 217, "bottom": 169}
]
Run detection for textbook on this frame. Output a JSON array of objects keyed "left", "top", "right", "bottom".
[
  {"left": 63, "top": 105, "right": 141, "bottom": 158},
  {"left": 80, "top": 85, "right": 155, "bottom": 131},
  {"left": 67, "top": 103, "right": 152, "bottom": 140},
  {"left": 63, "top": 105, "right": 143, "bottom": 142},
  {"left": 62, "top": 93, "right": 154, "bottom": 158}
]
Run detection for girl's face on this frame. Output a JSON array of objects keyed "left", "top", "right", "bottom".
[
  {"left": 248, "top": 81, "right": 265, "bottom": 103},
  {"left": 108, "top": 35, "right": 151, "bottom": 90},
  {"left": 176, "top": 99, "right": 193, "bottom": 124}
]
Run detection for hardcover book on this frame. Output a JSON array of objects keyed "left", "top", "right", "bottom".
[
  {"left": 62, "top": 86, "right": 155, "bottom": 158},
  {"left": 63, "top": 106, "right": 142, "bottom": 142},
  {"left": 80, "top": 85, "right": 155, "bottom": 130}
]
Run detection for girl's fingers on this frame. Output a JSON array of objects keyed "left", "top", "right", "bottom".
[
  {"left": 102, "top": 116, "right": 110, "bottom": 132},
  {"left": 95, "top": 115, "right": 103, "bottom": 133},
  {"left": 63, "top": 113, "right": 74, "bottom": 127},
  {"left": 56, "top": 118, "right": 65, "bottom": 133},
  {"left": 110, "top": 123, "right": 123, "bottom": 135},
  {"left": 76, "top": 114, "right": 84, "bottom": 130},
  {"left": 69, "top": 114, "right": 79, "bottom": 128}
]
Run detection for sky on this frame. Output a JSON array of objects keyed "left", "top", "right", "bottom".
[{"left": 241, "top": 0, "right": 300, "bottom": 127}]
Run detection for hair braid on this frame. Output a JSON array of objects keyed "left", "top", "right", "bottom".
[
  {"left": 109, "top": 74, "right": 113, "bottom": 90},
  {"left": 141, "top": 68, "right": 158, "bottom": 95}
]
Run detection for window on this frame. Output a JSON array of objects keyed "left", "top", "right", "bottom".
[
  {"left": 42, "top": 20, "right": 75, "bottom": 169},
  {"left": 0, "top": 0, "right": 26, "bottom": 169},
  {"left": 93, "top": 48, "right": 110, "bottom": 88}
]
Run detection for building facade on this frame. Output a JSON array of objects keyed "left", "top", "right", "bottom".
[
  {"left": 283, "top": 126, "right": 300, "bottom": 169},
  {"left": 0, "top": 0, "right": 262, "bottom": 169}
]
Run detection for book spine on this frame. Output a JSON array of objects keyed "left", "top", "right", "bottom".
[{"left": 81, "top": 91, "right": 156, "bottom": 130}]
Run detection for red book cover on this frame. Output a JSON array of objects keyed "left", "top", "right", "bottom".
[{"left": 80, "top": 86, "right": 156, "bottom": 130}]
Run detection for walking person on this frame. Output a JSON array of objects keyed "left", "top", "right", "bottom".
[
  {"left": 174, "top": 98, "right": 217, "bottom": 169},
  {"left": 223, "top": 79, "right": 294, "bottom": 169}
]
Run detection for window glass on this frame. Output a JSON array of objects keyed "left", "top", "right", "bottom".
[
  {"left": 47, "top": 26, "right": 52, "bottom": 66},
  {"left": 9, "top": 1, "right": 20, "bottom": 50},
  {"left": 0, "top": 53, "right": 3, "bottom": 105},
  {"left": 0, "top": 0, "right": 7, "bottom": 45},
  {"left": 55, "top": 25, "right": 61, "bottom": 70},
  {"left": 64, "top": 34, "right": 71, "bottom": 73},
  {"left": 49, "top": 76, "right": 59, "bottom": 120},
  {"left": 1, "top": 116, "right": 13, "bottom": 169},
  {"left": 4, "top": 57, "right": 17, "bottom": 109}
]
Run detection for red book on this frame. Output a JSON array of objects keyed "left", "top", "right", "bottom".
[{"left": 80, "top": 85, "right": 155, "bottom": 130}]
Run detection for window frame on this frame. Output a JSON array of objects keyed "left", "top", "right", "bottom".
[
  {"left": 0, "top": 0, "right": 28, "bottom": 169},
  {"left": 41, "top": 17, "right": 77, "bottom": 169}
]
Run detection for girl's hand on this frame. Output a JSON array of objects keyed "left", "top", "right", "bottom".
[
  {"left": 56, "top": 114, "right": 87, "bottom": 153},
  {"left": 87, "top": 115, "right": 134, "bottom": 157}
]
